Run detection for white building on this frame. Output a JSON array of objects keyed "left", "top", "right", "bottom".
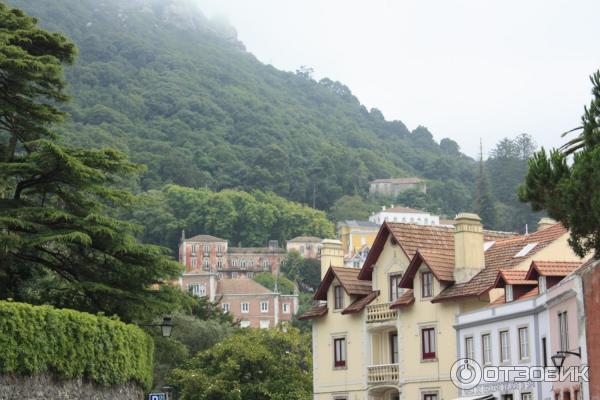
[
  {"left": 454, "top": 261, "right": 586, "bottom": 400},
  {"left": 369, "top": 205, "right": 440, "bottom": 226}
]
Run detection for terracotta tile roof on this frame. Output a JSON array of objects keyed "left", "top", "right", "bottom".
[
  {"left": 297, "top": 304, "right": 328, "bottom": 320},
  {"left": 342, "top": 291, "right": 379, "bottom": 314},
  {"left": 186, "top": 234, "right": 227, "bottom": 242},
  {"left": 217, "top": 279, "right": 272, "bottom": 295},
  {"left": 525, "top": 261, "right": 582, "bottom": 280},
  {"left": 314, "top": 266, "right": 372, "bottom": 301},
  {"left": 287, "top": 236, "right": 322, "bottom": 243},
  {"left": 360, "top": 222, "right": 518, "bottom": 282},
  {"left": 390, "top": 289, "right": 415, "bottom": 309},
  {"left": 493, "top": 269, "right": 538, "bottom": 287},
  {"left": 433, "top": 223, "right": 568, "bottom": 302}
]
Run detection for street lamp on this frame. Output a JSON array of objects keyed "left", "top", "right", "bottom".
[
  {"left": 140, "top": 316, "right": 174, "bottom": 337},
  {"left": 551, "top": 347, "right": 581, "bottom": 370}
]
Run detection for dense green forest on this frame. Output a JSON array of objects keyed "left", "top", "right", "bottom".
[{"left": 8, "top": 0, "right": 540, "bottom": 234}]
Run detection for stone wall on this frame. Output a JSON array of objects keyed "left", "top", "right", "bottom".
[{"left": 0, "top": 374, "right": 143, "bottom": 400}]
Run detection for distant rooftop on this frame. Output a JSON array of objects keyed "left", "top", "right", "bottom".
[
  {"left": 338, "top": 220, "right": 380, "bottom": 228},
  {"left": 185, "top": 234, "right": 227, "bottom": 242},
  {"left": 287, "top": 236, "right": 323, "bottom": 243},
  {"left": 379, "top": 206, "right": 428, "bottom": 214},
  {"left": 370, "top": 177, "right": 423, "bottom": 185},
  {"left": 229, "top": 247, "right": 286, "bottom": 254},
  {"left": 217, "top": 279, "right": 273, "bottom": 295}
]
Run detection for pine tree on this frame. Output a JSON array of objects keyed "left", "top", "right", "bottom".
[
  {"left": 519, "top": 70, "right": 600, "bottom": 257},
  {"left": 474, "top": 139, "right": 498, "bottom": 228},
  {"left": 0, "top": 4, "right": 182, "bottom": 321}
]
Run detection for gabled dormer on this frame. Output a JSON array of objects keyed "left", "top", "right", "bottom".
[
  {"left": 491, "top": 269, "right": 538, "bottom": 304},
  {"left": 525, "top": 261, "right": 581, "bottom": 294}
]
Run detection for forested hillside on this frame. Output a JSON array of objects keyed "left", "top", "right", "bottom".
[{"left": 9, "top": 0, "right": 475, "bottom": 211}]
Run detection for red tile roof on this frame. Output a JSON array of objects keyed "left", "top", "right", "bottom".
[
  {"left": 314, "top": 266, "right": 372, "bottom": 301},
  {"left": 433, "top": 223, "right": 568, "bottom": 302},
  {"left": 360, "top": 222, "right": 517, "bottom": 282},
  {"left": 493, "top": 269, "right": 538, "bottom": 287},
  {"left": 342, "top": 291, "right": 379, "bottom": 314},
  {"left": 217, "top": 279, "right": 272, "bottom": 295},
  {"left": 525, "top": 261, "right": 582, "bottom": 280},
  {"left": 186, "top": 234, "right": 227, "bottom": 242},
  {"left": 297, "top": 304, "right": 328, "bottom": 320},
  {"left": 390, "top": 289, "right": 415, "bottom": 309}
]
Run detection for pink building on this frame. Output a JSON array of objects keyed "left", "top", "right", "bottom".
[
  {"left": 216, "top": 279, "right": 298, "bottom": 329},
  {"left": 177, "top": 232, "right": 297, "bottom": 328},
  {"left": 547, "top": 267, "right": 589, "bottom": 400}
]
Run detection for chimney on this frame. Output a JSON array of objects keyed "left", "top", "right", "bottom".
[
  {"left": 453, "top": 213, "right": 485, "bottom": 284},
  {"left": 320, "top": 239, "right": 343, "bottom": 279},
  {"left": 537, "top": 217, "right": 557, "bottom": 232}
]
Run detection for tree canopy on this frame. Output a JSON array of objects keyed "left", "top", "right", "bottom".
[
  {"left": 519, "top": 71, "right": 600, "bottom": 257},
  {"left": 0, "top": 3, "right": 182, "bottom": 322},
  {"left": 169, "top": 327, "right": 312, "bottom": 400}
]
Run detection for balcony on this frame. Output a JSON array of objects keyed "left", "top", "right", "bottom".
[
  {"left": 367, "top": 363, "right": 399, "bottom": 385},
  {"left": 366, "top": 303, "right": 397, "bottom": 323}
]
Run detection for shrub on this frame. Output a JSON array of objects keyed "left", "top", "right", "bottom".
[{"left": 0, "top": 301, "right": 154, "bottom": 390}]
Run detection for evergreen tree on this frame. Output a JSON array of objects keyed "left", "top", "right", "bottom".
[
  {"left": 0, "top": 4, "right": 181, "bottom": 321},
  {"left": 519, "top": 70, "right": 600, "bottom": 257},
  {"left": 474, "top": 140, "right": 498, "bottom": 228}
]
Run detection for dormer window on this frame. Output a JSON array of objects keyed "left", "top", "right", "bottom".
[
  {"left": 334, "top": 285, "right": 344, "bottom": 310},
  {"left": 421, "top": 271, "right": 433, "bottom": 298},
  {"left": 389, "top": 273, "right": 403, "bottom": 301},
  {"left": 505, "top": 285, "right": 514, "bottom": 302},
  {"left": 539, "top": 276, "right": 547, "bottom": 293}
]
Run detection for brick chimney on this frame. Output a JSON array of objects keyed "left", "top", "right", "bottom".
[
  {"left": 320, "top": 239, "right": 343, "bottom": 279},
  {"left": 453, "top": 213, "right": 485, "bottom": 284},
  {"left": 537, "top": 217, "right": 557, "bottom": 231}
]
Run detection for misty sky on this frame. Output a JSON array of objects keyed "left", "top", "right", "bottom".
[{"left": 195, "top": 0, "right": 600, "bottom": 158}]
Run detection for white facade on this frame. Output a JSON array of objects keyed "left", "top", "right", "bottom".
[
  {"left": 455, "top": 293, "right": 552, "bottom": 400},
  {"left": 369, "top": 206, "right": 440, "bottom": 226}
]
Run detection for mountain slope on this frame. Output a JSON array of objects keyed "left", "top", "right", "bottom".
[{"left": 8, "top": 0, "right": 476, "bottom": 212}]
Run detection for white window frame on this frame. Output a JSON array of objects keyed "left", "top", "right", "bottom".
[
  {"left": 499, "top": 330, "right": 510, "bottom": 363},
  {"left": 465, "top": 336, "right": 474, "bottom": 360},
  {"left": 333, "top": 336, "right": 347, "bottom": 369},
  {"left": 189, "top": 284, "right": 206, "bottom": 297},
  {"left": 222, "top": 303, "right": 230, "bottom": 313},
  {"left": 519, "top": 326, "right": 530, "bottom": 360},
  {"left": 260, "top": 301, "right": 269, "bottom": 313},
  {"left": 240, "top": 320, "right": 250, "bottom": 328},
  {"left": 259, "top": 320, "right": 269, "bottom": 329},
  {"left": 482, "top": 333, "right": 492, "bottom": 365},
  {"left": 505, "top": 285, "right": 514, "bottom": 302},
  {"left": 283, "top": 303, "right": 290, "bottom": 314},
  {"left": 241, "top": 302, "right": 249, "bottom": 313}
]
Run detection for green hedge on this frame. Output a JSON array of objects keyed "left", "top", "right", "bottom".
[{"left": 0, "top": 301, "right": 154, "bottom": 390}]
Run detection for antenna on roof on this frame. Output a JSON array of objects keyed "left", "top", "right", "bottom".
[{"left": 525, "top": 224, "right": 529, "bottom": 235}]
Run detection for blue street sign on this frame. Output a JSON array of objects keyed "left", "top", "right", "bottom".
[{"left": 149, "top": 393, "right": 166, "bottom": 400}]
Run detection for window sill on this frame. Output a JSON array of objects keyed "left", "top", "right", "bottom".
[
  {"left": 421, "top": 358, "right": 438, "bottom": 363},
  {"left": 333, "top": 366, "right": 348, "bottom": 370}
]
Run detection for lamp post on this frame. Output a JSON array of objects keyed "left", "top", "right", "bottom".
[
  {"left": 139, "top": 316, "right": 174, "bottom": 337},
  {"left": 551, "top": 347, "right": 581, "bottom": 370}
]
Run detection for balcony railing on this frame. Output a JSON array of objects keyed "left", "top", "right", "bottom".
[
  {"left": 366, "top": 303, "right": 397, "bottom": 323},
  {"left": 367, "top": 363, "right": 399, "bottom": 385}
]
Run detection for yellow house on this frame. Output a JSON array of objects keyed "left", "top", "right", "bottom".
[
  {"left": 300, "top": 215, "right": 584, "bottom": 400},
  {"left": 337, "top": 220, "right": 380, "bottom": 257}
]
